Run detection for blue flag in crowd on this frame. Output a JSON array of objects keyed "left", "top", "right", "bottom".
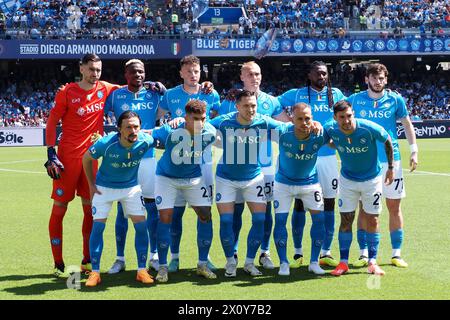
[
  {"left": 254, "top": 28, "right": 278, "bottom": 59},
  {"left": 192, "top": 0, "right": 209, "bottom": 21},
  {"left": 0, "top": 0, "right": 26, "bottom": 14}
]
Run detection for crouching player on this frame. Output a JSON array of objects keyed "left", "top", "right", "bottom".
[
  {"left": 273, "top": 103, "right": 328, "bottom": 276},
  {"left": 82, "top": 111, "right": 155, "bottom": 287},
  {"left": 323, "top": 101, "right": 394, "bottom": 276},
  {"left": 152, "top": 100, "right": 217, "bottom": 283}
]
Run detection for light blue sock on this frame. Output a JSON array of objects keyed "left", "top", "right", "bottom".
[
  {"left": 367, "top": 232, "right": 381, "bottom": 261},
  {"left": 134, "top": 221, "right": 149, "bottom": 269},
  {"left": 197, "top": 218, "right": 213, "bottom": 262},
  {"left": 291, "top": 209, "right": 306, "bottom": 251},
  {"left": 274, "top": 212, "right": 289, "bottom": 264},
  {"left": 157, "top": 222, "right": 171, "bottom": 265},
  {"left": 310, "top": 212, "right": 325, "bottom": 263},
  {"left": 170, "top": 206, "right": 185, "bottom": 256},
  {"left": 390, "top": 229, "right": 403, "bottom": 251},
  {"left": 261, "top": 203, "right": 273, "bottom": 252},
  {"left": 246, "top": 213, "right": 265, "bottom": 260},
  {"left": 145, "top": 201, "right": 158, "bottom": 255},
  {"left": 115, "top": 202, "right": 128, "bottom": 257},
  {"left": 357, "top": 229, "right": 368, "bottom": 251},
  {"left": 90, "top": 221, "right": 106, "bottom": 271},
  {"left": 220, "top": 213, "right": 235, "bottom": 258},
  {"left": 323, "top": 210, "right": 335, "bottom": 251},
  {"left": 338, "top": 232, "right": 353, "bottom": 262},
  {"left": 232, "top": 203, "right": 245, "bottom": 253}
]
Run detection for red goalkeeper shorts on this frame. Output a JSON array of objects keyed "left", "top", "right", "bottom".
[{"left": 51, "top": 154, "right": 97, "bottom": 203}]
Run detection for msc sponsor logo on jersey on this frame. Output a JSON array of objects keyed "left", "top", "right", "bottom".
[
  {"left": 294, "top": 153, "right": 316, "bottom": 160},
  {"left": 77, "top": 102, "right": 104, "bottom": 116},
  {"left": 117, "top": 160, "right": 141, "bottom": 168},
  {"left": 231, "top": 135, "right": 261, "bottom": 144},
  {"left": 121, "top": 102, "right": 154, "bottom": 111},
  {"left": 338, "top": 145, "right": 369, "bottom": 153},
  {"left": 313, "top": 105, "right": 333, "bottom": 113},
  {"left": 359, "top": 109, "right": 392, "bottom": 118}
]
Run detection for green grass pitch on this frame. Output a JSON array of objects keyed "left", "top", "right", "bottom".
[{"left": 0, "top": 139, "right": 449, "bottom": 300}]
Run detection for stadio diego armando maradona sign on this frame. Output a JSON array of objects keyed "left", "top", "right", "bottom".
[{"left": 0, "top": 40, "right": 191, "bottom": 59}]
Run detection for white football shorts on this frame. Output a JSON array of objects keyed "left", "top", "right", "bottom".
[
  {"left": 274, "top": 182, "right": 324, "bottom": 213},
  {"left": 92, "top": 185, "right": 145, "bottom": 220},
  {"left": 338, "top": 175, "right": 383, "bottom": 215}
]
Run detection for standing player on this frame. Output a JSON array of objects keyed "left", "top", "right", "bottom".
[
  {"left": 152, "top": 100, "right": 217, "bottom": 283},
  {"left": 209, "top": 90, "right": 287, "bottom": 277},
  {"left": 44, "top": 54, "right": 118, "bottom": 277},
  {"left": 323, "top": 101, "right": 394, "bottom": 276},
  {"left": 278, "top": 61, "right": 346, "bottom": 268},
  {"left": 217, "top": 61, "right": 290, "bottom": 270},
  {"left": 158, "top": 55, "right": 220, "bottom": 273},
  {"left": 82, "top": 111, "right": 155, "bottom": 287},
  {"left": 273, "top": 103, "right": 328, "bottom": 276},
  {"left": 104, "top": 59, "right": 163, "bottom": 274},
  {"left": 348, "top": 63, "right": 418, "bottom": 268}
]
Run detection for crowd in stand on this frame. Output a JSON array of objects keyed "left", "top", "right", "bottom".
[
  {"left": 1, "top": 61, "right": 449, "bottom": 127},
  {"left": 0, "top": 1, "right": 448, "bottom": 40}
]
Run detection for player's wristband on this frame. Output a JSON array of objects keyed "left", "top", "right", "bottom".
[
  {"left": 409, "top": 143, "right": 418, "bottom": 153},
  {"left": 388, "top": 165, "right": 394, "bottom": 170}
]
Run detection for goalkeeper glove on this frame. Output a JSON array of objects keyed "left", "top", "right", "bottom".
[{"left": 44, "top": 146, "right": 64, "bottom": 179}]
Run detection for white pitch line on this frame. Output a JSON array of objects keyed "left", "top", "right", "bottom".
[
  {"left": 0, "top": 168, "right": 45, "bottom": 174},
  {"left": 402, "top": 169, "right": 450, "bottom": 177},
  {"left": 0, "top": 159, "right": 45, "bottom": 165}
]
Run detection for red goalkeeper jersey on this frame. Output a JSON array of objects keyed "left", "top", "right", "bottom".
[{"left": 46, "top": 81, "right": 118, "bottom": 158}]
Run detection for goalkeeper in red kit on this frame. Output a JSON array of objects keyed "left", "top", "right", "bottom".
[{"left": 45, "top": 54, "right": 119, "bottom": 277}]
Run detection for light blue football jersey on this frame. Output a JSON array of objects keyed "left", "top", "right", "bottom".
[
  {"left": 276, "top": 124, "right": 328, "bottom": 186},
  {"left": 209, "top": 112, "right": 285, "bottom": 181},
  {"left": 323, "top": 119, "right": 389, "bottom": 182},
  {"left": 218, "top": 91, "right": 283, "bottom": 168},
  {"left": 160, "top": 84, "right": 220, "bottom": 120},
  {"left": 278, "top": 86, "right": 346, "bottom": 157},
  {"left": 152, "top": 122, "right": 216, "bottom": 179},
  {"left": 88, "top": 131, "right": 154, "bottom": 189},
  {"left": 104, "top": 86, "right": 161, "bottom": 158},
  {"left": 347, "top": 89, "right": 408, "bottom": 162}
]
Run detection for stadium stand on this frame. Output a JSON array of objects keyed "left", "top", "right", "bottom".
[{"left": 1, "top": 1, "right": 448, "bottom": 39}]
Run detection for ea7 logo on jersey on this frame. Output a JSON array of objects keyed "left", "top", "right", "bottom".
[{"left": 72, "top": 98, "right": 81, "bottom": 103}]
